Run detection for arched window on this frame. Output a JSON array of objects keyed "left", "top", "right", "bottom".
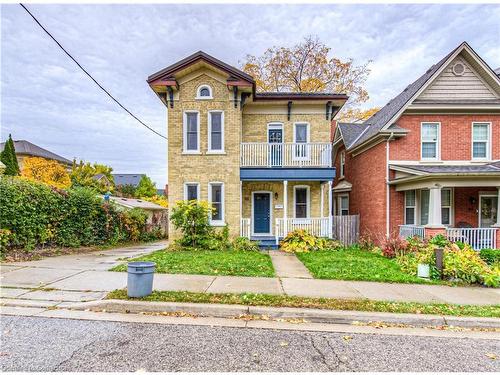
[{"left": 196, "top": 85, "right": 213, "bottom": 99}]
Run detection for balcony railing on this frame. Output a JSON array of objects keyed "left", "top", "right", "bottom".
[
  {"left": 275, "top": 217, "right": 331, "bottom": 241},
  {"left": 240, "top": 143, "right": 332, "bottom": 168},
  {"left": 446, "top": 228, "right": 497, "bottom": 250},
  {"left": 399, "top": 225, "right": 425, "bottom": 239}
]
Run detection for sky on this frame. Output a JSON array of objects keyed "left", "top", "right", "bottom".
[{"left": 1, "top": 3, "right": 499, "bottom": 187}]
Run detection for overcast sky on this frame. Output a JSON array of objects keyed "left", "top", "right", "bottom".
[{"left": 1, "top": 3, "right": 499, "bottom": 186}]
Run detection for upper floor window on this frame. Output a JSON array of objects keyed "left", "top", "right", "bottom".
[
  {"left": 340, "top": 151, "right": 346, "bottom": 178},
  {"left": 421, "top": 122, "right": 440, "bottom": 160},
  {"left": 293, "top": 122, "right": 309, "bottom": 159},
  {"left": 472, "top": 122, "right": 491, "bottom": 160},
  {"left": 183, "top": 111, "right": 200, "bottom": 153},
  {"left": 196, "top": 85, "right": 213, "bottom": 99},
  {"left": 208, "top": 111, "right": 224, "bottom": 153}
]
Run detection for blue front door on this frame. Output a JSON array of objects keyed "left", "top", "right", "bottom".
[{"left": 254, "top": 193, "right": 271, "bottom": 234}]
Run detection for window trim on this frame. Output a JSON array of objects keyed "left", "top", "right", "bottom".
[
  {"left": 183, "top": 111, "right": 200, "bottom": 154},
  {"left": 471, "top": 122, "right": 492, "bottom": 161},
  {"left": 404, "top": 190, "right": 417, "bottom": 225},
  {"left": 420, "top": 122, "right": 441, "bottom": 161},
  {"left": 293, "top": 185, "right": 310, "bottom": 219},
  {"left": 196, "top": 85, "right": 213, "bottom": 99},
  {"left": 339, "top": 150, "right": 346, "bottom": 178},
  {"left": 208, "top": 182, "right": 225, "bottom": 226},
  {"left": 337, "top": 194, "right": 349, "bottom": 216},
  {"left": 183, "top": 182, "right": 200, "bottom": 201},
  {"left": 441, "top": 188, "right": 453, "bottom": 226},
  {"left": 267, "top": 122, "right": 284, "bottom": 143},
  {"left": 207, "top": 110, "right": 225, "bottom": 154}
]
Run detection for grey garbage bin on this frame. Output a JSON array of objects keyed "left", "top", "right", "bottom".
[{"left": 127, "top": 261, "right": 156, "bottom": 298}]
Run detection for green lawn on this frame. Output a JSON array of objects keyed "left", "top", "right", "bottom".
[
  {"left": 107, "top": 289, "right": 500, "bottom": 318},
  {"left": 111, "top": 249, "right": 275, "bottom": 277},
  {"left": 297, "top": 249, "right": 437, "bottom": 284}
]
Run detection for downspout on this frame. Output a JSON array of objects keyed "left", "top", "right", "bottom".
[{"left": 386, "top": 132, "right": 395, "bottom": 238}]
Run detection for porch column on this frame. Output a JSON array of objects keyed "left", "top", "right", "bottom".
[
  {"left": 427, "top": 184, "right": 442, "bottom": 227},
  {"left": 320, "top": 183, "right": 324, "bottom": 218},
  {"left": 283, "top": 180, "right": 288, "bottom": 235},
  {"left": 328, "top": 180, "right": 333, "bottom": 238}
]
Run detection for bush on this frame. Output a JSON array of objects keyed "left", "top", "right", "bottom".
[
  {"left": 231, "top": 237, "right": 260, "bottom": 252},
  {"left": 480, "top": 248, "right": 500, "bottom": 266},
  {"left": 0, "top": 177, "right": 163, "bottom": 253},
  {"left": 442, "top": 243, "right": 493, "bottom": 285},
  {"left": 381, "top": 236, "right": 409, "bottom": 258},
  {"left": 169, "top": 200, "right": 215, "bottom": 248},
  {"left": 280, "top": 229, "right": 342, "bottom": 253},
  {"left": 429, "top": 234, "right": 449, "bottom": 247}
]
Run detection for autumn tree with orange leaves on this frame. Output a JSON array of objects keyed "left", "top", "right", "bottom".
[
  {"left": 21, "top": 157, "right": 71, "bottom": 189},
  {"left": 242, "top": 36, "right": 378, "bottom": 122}
]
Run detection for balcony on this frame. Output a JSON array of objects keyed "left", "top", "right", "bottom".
[{"left": 240, "top": 143, "right": 332, "bottom": 168}]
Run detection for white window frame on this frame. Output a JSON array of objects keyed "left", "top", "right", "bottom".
[
  {"left": 183, "top": 111, "right": 200, "bottom": 154},
  {"left": 418, "top": 188, "right": 453, "bottom": 226},
  {"left": 293, "top": 185, "right": 310, "bottom": 219},
  {"left": 208, "top": 182, "right": 225, "bottom": 226},
  {"left": 337, "top": 194, "right": 349, "bottom": 216},
  {"left": 441, "top": 188, "right": 453, "bottom": 226},
  {"left": 404, "top": 190, "right": 416, "bottom": 225},
  {"left": 471, "top": 122, "right": 491, "bottom": 161},
  {"left": 292, "top": 122, "right": 310, "bottom": 160},
  {"left": 420, "top": 122, "right": 440, "bottom": 161},
  {"left": 339, "top": 150, "right": 346, "bottom": 178},
  {"left": 183, "top": 182, "right": 200, "bottom": 201},
  {"left": 207, "top": 110, "right": 225, "bottom": 154},
  {"left": 267, "top": 122, "right": 284, "bottom": 143},
  {"left": 196, "top": 85, "right": 213, "bottom": 99}
]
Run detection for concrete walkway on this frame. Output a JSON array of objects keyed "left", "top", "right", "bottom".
[
  {"left": 269, "top": 252, "right": 312, "bottom": 279},
  {"left": 1, "top": 244, "right": 499, "bottom": 308}
]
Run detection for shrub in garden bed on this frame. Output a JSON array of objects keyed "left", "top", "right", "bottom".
[
  {"left": 280, "top": 229, "right": 343, "bottom": 252},
  {"left": 0, "top": 177, "right": 165, "bottom": 254},
  {"left": 480, "top": 248, "right": 500, "bottom": 266}
]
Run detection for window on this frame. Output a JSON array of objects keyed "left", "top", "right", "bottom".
[
  {"left": 208, "top": 111, "right": 224, "bottom": 152},
  {"left": 183, "top": 111, "right": 199, "bottom": 152},
  {"left": 294, "top": 186, "right": 309, "bottom": 218},
  {"left": 472, "top": 122, "right": 490, "bottom": 160},
  {"left": 196, "top": 85, "right": 212, "bottom": 99},
  {"left": 421, "top": 122, "right": 439, "bottom": 160},
  {"left": 340, "top": 151, "right": 345, "bottom": 178},
  {"left": 293, "top": 123, "right": 309, "bottom": 158},
  {"left": 209, "top": 182, "right": 224, "bottom": 224},
  {"left": 420, "top": 188, "right": 452, "bottom": 225},
  {"left": 338, "top": 195, "right": 349, "bottom": 216},
  {"left": 184, "top": 183, "right": 199, "bottom": 201},
  {"left": 404, "top": 190, "right": 416, "bottom": 225}
]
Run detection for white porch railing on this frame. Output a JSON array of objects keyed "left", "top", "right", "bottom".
[
  {"left": 275, "top": 217, "right": 331, "bottom": 242},
  {"left": 240, "top": 218, "right": 251, "bottom": 238},
  {"left": 240, "top": 143, "right": 332, "bottom": 168},
  {"left": 446, "top": 228, "right": 497, "bottom": 250},
  {"left": 399, "top": 225, "right": 425, "bottom": 239}
]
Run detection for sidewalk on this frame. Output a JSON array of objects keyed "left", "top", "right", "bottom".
[{"left": 1, "top": 243, "right": 499, "bottom": 307}]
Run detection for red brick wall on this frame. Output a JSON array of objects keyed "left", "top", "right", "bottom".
[
  {"left": 333, "top": 141, "right": 388, "bottom": 242},
  {"left": 454, "top": 187, "right": 497, "bottom": 227},
  {"left": 390, "top": 114, "right": 500, "bottom": 160}
]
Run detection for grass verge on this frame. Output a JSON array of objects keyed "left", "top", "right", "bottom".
[
  {"left": 296, "top": 249, "right": 443, "bottom": 284},
  {"left": 106, "top": 289, "right": 500, "bottom": 318},
  {"left": 110, "top": 249, "right": 275, "bottom": 277}
]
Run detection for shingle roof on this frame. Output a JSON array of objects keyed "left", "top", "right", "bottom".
[
  {"left": 112, "top": 174, "right": 145, "bottom": 187},
  {"left": 495, "top": 67, "right": 500, "bottom": 77},
  {"left": 337, "top": 122, "right": 369, "bottom": 148},
  {"left": 0, "top": 140, "right": 72, "bottom": 165},
  {"left": 393, "top": 163, "right": 500, "bottom": 174},
  {"left": 108, "top": 196, "right": 166, "bottom": 210}
]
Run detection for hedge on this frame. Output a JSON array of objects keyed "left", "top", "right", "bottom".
[{"left": 0, "top": 177, "right": 164, "bottom": 252}]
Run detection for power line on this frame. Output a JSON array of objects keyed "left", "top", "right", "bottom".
[{"left": 19, "top": 3, "right": 167, "bottom": 140}]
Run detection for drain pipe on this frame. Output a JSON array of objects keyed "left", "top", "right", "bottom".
[{"left": 386, "top": 132, "right": 395, "bottom": 238}]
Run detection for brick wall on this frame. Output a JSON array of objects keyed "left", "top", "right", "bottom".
[{"left": 390, "top": 114, "right": 500, "bottom": 160}]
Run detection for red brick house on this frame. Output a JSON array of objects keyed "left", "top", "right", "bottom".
[{"left": 332, "top": 42, "right": 500, "bottom": 249}]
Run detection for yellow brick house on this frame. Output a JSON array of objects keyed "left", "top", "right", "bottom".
[{"left": 148, "top": 51, "right": 348, "bottom": 247}]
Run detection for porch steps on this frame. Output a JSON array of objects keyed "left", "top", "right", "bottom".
[{"left": 251, "top": 236, "right": 279, "bottom": 250}]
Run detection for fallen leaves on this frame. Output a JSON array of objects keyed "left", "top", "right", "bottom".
[{"left": 486, "top": 353, "right": 497, "bottom": 360}]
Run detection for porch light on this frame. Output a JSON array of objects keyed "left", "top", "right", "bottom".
[
  {"left": 469, "top": 197, "right": 476, "bottom": 205},
  {"left": 275, "top": 192, "right": 279, "bottom": 200}
]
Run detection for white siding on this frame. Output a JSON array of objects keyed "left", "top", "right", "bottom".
[{"left": 416, "top": 56, "right": 499, "bottom": 101}]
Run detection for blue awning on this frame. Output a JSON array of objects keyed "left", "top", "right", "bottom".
[{"left": 240, "top": 168, "right": 335, "bottom": 181}]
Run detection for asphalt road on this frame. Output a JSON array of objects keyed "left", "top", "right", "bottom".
[{"left": 1, "top": 315, "right": 499, "bottom": 372}]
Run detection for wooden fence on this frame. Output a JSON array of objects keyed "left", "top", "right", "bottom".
[{"left": 332, "top": 214, "right": 359, "bottom": 245}]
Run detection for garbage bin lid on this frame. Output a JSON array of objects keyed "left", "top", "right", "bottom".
[{"left": 128, "top": 261, "right": 156, "bottom": 268}]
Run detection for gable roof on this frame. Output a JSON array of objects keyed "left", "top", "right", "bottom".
[
  {"left": 112, "top": 173, "right": 145, "bottom": 187},
  {"left": 0, "top": 140, "right": 72, "bottom": 165},
  {"left": 348, "top": 42, "right": 500, "bottom": 151},
  {"left": 147, "top": 51, "right": 255, "bottom": 84},
  {"left": 336, "top": 122, "right": 369, "bottom": 148}
]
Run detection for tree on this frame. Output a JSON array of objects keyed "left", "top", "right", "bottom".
[
  {"left": 337, "top": 107, "right": 380, "bottom": 123},
  {"left": 135, "top": 175, "right": 156, "bottom": 198},
  {"left": 21, "top": 157, "right": 71, "bottom": 189},
  {"left": 115, "top": 183, "right": 136, "bottom": 198},
  {"left": 242, "top": 36, "right": 378, "bottom": 115},
  {"left": 0, "top": 134, "right": 20, "bottom": 176},
  {"left": 70, "top": 160, "right": 115, "bottom": 193}
]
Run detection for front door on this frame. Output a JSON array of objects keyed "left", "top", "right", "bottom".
[
  {"left": 479, "top": 196, "right": 498, "bottom": 227},
  {"left": 268, "top": 128, "right": 283, "bottom": 167},
  {"left": 253, "top": 193, "right": 271, "bottom": 234}
]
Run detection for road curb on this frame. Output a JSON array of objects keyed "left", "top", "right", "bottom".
[{"left": 68, "top": 299, "right": 500, "bottom": 329}]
